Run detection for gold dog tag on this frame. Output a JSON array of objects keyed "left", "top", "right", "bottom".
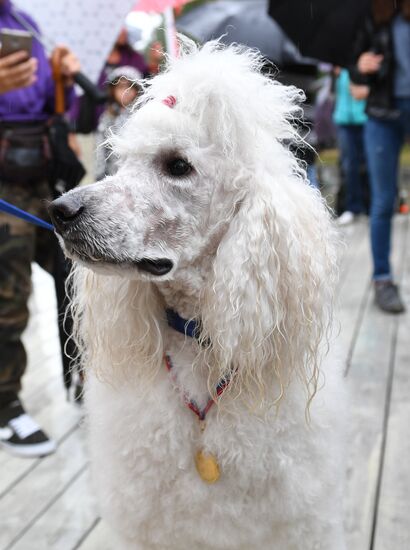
[{"left": 195, "top": 450, "right": 220, "bottom": 483}]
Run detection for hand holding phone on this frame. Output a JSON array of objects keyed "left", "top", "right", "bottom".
[
  {"left": 0, "top": 30, "right": 37, "bottom": 94},
  {"left": 0, "top": 51, "right": 37, "bottom": 94}
]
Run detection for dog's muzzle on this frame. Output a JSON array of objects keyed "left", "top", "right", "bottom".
[{"left": 48, "top": 195, "right": 174, "bottom": 276}]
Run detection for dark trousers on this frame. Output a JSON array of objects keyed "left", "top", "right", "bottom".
[
  {"left": 364, "top": 98, "right": 410, "bottom": 279},
  {"left": 0, "top": 178, "right": 54, "bottom": 393},
  {"left": 337, "top": 124, "right": 366, "bottom": 215}
]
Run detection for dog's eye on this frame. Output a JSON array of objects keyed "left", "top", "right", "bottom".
[{"left": 166, "top": 158, "right": 192, "bottom": 177}]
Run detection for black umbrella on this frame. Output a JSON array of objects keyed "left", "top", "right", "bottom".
[
  {"left": 177, "top": 0, "right": 305, "bottom": 65},
  {"left": 268, "top": 0, "right": 371, "bottom": 67}
]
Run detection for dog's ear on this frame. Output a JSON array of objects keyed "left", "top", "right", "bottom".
[{"left": 200, "top": 172, "right": 337, "bottom": 408}]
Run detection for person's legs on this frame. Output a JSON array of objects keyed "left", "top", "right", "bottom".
[
  {"left": 337, "top": 124, "right": 366, "bottom": 215},
  {"left": 364, "top": 117, "right": 403, "bottom": 280},
  {"left": 364, "top": 115, "right": 405, "bottom": 313},
  {"left": 0, "top": 179, "right": 56, "bottom": 456},
  {"left": 0, "top": 183, "right": 35, "bottom": 400}
]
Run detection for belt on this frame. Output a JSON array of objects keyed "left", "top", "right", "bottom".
[
  {"left": 0, "top": 120, "right": 47, "bottom": 129},
  {"left": 3, "top": 146, "right": 46, "bottom": 167}
]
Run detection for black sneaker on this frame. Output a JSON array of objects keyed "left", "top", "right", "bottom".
[
  {"left": 375, "top": 281, "right": 406, "bottom": 314},
  {"left": 0, "top": 399, "right": 56, "bottom": 458}
]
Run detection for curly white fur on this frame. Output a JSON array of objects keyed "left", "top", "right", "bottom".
[{"left": 55, "top": 40, "right": 346, "bottom": 549}]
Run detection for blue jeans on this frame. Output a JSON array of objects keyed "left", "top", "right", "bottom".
[
  {"left": 337, "top": 125, "right": 366, "bottom": 214},
  {"left": 364, "top": 98, "right": 410, "bottom": 280},
  {"left": 306, "top": 163, "right": 319, "bottom": 189}
]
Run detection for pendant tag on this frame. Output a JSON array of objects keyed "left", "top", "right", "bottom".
[{"left": 195, "top": 449, "right": 220, "bottom": 483}]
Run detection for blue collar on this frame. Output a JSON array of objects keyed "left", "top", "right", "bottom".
[{"left": 166, "top": 308, "right": 201, "bottom": 340}]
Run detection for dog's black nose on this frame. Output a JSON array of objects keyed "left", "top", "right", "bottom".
[{"left": 48, "top": 195, "right": 84, "bottom": 231}]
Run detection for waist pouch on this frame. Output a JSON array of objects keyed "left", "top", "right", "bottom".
[{"left": 0, "top": 123, "right": 51, "bottom": 184}]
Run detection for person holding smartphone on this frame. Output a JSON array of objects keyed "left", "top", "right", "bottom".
[
  {"left": 350, "top": 0, "right": 410, "bottom": 314},
  {"left": 0, "top": 0, "right": 80, "bottom": 457}
]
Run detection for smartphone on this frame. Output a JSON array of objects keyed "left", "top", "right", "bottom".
[{"left": 0, "top": 29, "right": 32, "bottom": 58}]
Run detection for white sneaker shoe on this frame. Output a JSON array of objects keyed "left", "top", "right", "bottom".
[
  {"left": 337, "top": 211, "right": 354, "bottom": 226},
  {"left": 0, "top": 399, "right": 56, "bottom": 458}
]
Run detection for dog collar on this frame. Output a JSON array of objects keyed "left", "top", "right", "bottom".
[
  {"left": 164, "top": 354, "right": 230, "bottom": 421},
  {"left": 164, "top": 353, "right": 231, "bottom": 484},
  {"left": 165, "top": 309, "right": 231, "bottom": 484},
  {"left": 165, "top": 308, "right": 201, "bottom": 340}
]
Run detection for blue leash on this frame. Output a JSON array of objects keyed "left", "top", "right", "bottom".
[{"left": 0, "top": 199, "right": 54, "bottom": 232}]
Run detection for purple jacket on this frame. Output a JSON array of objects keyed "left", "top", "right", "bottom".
[{"left": 0, "top": 0, "right": 74, "bottom": 122}]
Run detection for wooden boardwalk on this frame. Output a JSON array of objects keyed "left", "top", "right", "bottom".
[{"left": 1, "top": 209, "right": 409, "bottom": 549}]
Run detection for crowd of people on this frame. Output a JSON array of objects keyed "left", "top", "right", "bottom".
[{"left": 0, "top": 0, "right": 409, "bottom": 459}]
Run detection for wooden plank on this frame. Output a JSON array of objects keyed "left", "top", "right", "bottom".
[
  {"left": 77, "top": 519, "right": 119, "bottom": 550},
  {"left": 337, "top": 218, "right": 368, "bottom": 289},
  {"left": 343, "top": 216, "right": 408, "bottom": 550},
  {"left": 337, "top": 218, "right": 370, "bottom": 294},
  {"left": 0, "top": 379, "right": 81, "bottom": 498},
  {"left": 19, "top": 356, "right": 62, "bottom": 402},
  {"left": 335, "top": 219, "right": 372, "bottom": 370},
  {"left": 21, "top": 265, "right": 63, "bottom": 396},
  {"left": 22, "top": 264, "right": 61, "bottom": 372},
  {"left": 10, "top": 468, "right": 98, "bottom": 550},
  {"left": 372, "top": 217, "right": 410, "bottom": 550},
  {"left": 0, "top": 428, "right": 87, "bottom": 549}
]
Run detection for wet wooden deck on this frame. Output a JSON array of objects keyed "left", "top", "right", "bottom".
[{"left": 1, "top": 208, "right": 409, "bottom": 550}]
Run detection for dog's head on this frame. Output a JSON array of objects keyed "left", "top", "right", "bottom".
[
  {"left": 52, "top": 41, "right": 338, "bottom": 407},
  {"left": 49, "top": 41, "right": 305, "bottom": 282},
  {"left": 49, "top": 99, "right": 233, "bottom": 279}
]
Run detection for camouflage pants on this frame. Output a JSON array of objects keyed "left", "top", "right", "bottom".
[{"left": 0, "top": 178, "right": 54, "bottom": 393}]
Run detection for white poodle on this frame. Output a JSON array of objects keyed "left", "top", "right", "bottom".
[{"left": 49, "top": 41, "right": 346, "bottom": 550}]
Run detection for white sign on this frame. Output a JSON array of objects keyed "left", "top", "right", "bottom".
[{"left": 14, "top": 0, "right": 136, "bottom": 82}]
